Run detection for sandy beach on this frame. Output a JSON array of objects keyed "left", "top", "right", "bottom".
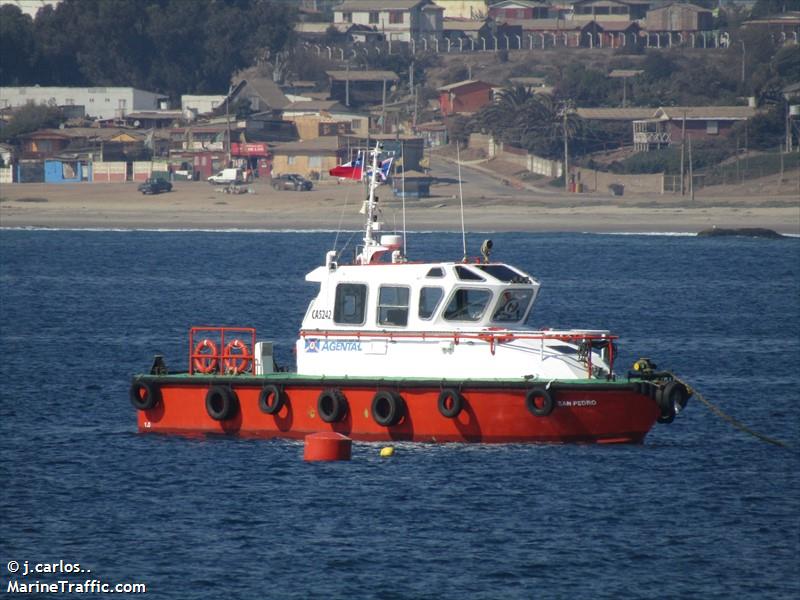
[{"left": 1, "top": 166, "right": 798, "bottom": 234}]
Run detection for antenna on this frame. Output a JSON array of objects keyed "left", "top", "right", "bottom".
[
  {"left": 456, "top": 141, "right": 467, "bottom": 262},
  {"left": 401, "top": 141, "right": 407, "bottom": 257}
]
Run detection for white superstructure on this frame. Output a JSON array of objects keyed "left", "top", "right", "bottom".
[{"left": 295, "top": 142, "right": 614, "bottom": 381}]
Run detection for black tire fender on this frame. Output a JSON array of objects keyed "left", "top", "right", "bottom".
[
  {"left": 437, "top": 388, "right": 463, "bottom": 419},
  {"left": 656, "top": 381, "right": 689, "bottom": 424},
  {"left": 205, "top": 386, "right": 239, "bottom": 421},
  {"left": 130, "top": 380, "right": 160, "bottom": 411},
  {"left": 526, "top": 388, "right": 554, "bottom": 417},
  {"left": 258, "top": 384, "right": 285, "bottom": 415},
  {"left": 318, "top": 389, "right": 347, "bottom": 423},
  {"left": 371, "top": 391, "right": 404, "bottom": 427}
]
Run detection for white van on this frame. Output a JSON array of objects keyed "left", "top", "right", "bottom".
[{"left": 208, "top": 168, "right": 243, "bottom": 185}]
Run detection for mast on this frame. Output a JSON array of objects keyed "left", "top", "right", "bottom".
[{"left": 357, "top": 141, "right": 385, "bottom": 264}]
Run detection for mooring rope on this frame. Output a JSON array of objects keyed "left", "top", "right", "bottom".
[{"left": 670, "top": 374, "right": 792, "bottom": 449}]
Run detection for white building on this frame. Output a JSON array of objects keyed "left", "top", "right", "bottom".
[
  {"left": 181, "top": 94, "right": 227, "bottom": 119},
  {"left": 334, "top": 0, "right": 443, "bottom": 42},
  {"left": 0, "top": 86, "right": 166, "bottom": 121},
  {"left": 0, "top": 0, "right": 61, "bottom": 19}
]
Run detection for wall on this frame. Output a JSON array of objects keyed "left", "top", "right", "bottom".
[
  {"left": 571, "top": 166, "right": 664, "bottom": 194},
  {"left": 91, "top": 161, "right": 127, "bottom": 182},
  {"left": 271, "top": 154, "right": 339, "bottom": 179},
  {"left": 0, "top": 167, "right": 13, "bottom": 183}
]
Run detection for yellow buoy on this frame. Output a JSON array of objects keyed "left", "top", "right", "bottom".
[{"left": 379, "top": 446, "right": 395, "bottom": 458}]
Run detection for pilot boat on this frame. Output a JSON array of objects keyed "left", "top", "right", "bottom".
[{"left": 129, "top": 144, "right": 690, "bottom": 443}]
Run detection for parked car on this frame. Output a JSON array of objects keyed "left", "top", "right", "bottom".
[
  {"left": 208, "top": 168, "right": 244, "bottom": 185},
  {"left": 272, "top": 173, "right": 313, "bottom": 191},
  {"left": 138, "top": 178, "right": 172, "bottom": 194}
]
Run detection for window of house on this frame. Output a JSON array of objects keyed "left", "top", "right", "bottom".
[
  {"left": 706, "top": 120, "right": 719, "bottom": 135},
  {"left": 377, "top": 286, "right": 409, "bottom": 326},
  {"left": 611, "top": 6, "right": 628, "bottom": 14},
  {"left": 334, "top": 283, "right": 367, "bottom": 325},
  {"left": 389, "top": 11, "right": 403, "bottom": 24},
  {"left": 343, "top": 11, "right": 352, "bottom": 22},
  {"left": 369, "top": 11, "right": 379, "bottom": 24},
  {"left": 418, "top": 287, "right": 444, "bottom": 320},
  {"left": 443, "top": 288, "right": 492, "bottom": 321},
  {"left": 594, "top": 6, "right": 610, "bottom": 15},
  {"left": 287, "top": 156, "right": 296, "bottom": 165},
  {"left": 308, "top": 156, "right": 322, "bottom": 169},
  {"left": 351, "top": 119, "right": 362, "bottom": 130}
]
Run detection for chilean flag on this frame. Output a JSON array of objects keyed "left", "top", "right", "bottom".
[{"left": 329, "top": 152, "right": 364, "bottom": 180}]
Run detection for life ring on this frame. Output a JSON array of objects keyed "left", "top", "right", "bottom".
[
  {"left": 372, "top": 391, "right": 404, "bottom": 427},
  {"left": 193, "top": 338, "right": 218, "bottom": 374},
  {"left": 129, "top": 380, "right": 160, "bottom": 411},
  {"left": 656, "top": 381, "right": 689, "bottom": 424},
  {"left": 525, "top": 388, "right": 554, "bottom": 417},
  {"left": 205, "top": 386, "right": 239, "bottom": 421},
  {"left": 223, "top": 338, "right": 252, "bottom": 374},
  {"left": 317, "top": 389, "right": 347, "bottom": 423},
  {"left": 438, "top": 388, "right": 463, "bottom": 419},
  {"left": 259, "top": 384, "right": 285, "bottom": 415}
]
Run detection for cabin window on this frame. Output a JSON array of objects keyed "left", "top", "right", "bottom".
[
  {"left": 474, "top": 264, "right": 531, "bottom": 283},
  {"left": 377, "top": 285, "right": 409, "bottom": 326},
  {"left": 418, "top": 286, "right": 444, "bottom": 320},
  {"left": 426, "top": 267, "right": 444, "bottom": 278},
  {"left": 443, "top": 288, "right": 492, "bottom": 321},
  {"left": 491, "top": 289, "right": 534, "bottom": 323},
  {"left": 334, "top": 283, "right": 367, "bottom": 325},
  {"left": 454, "top": 265, "right": 484, "bottom": 281}
]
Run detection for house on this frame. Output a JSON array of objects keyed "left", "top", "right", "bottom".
[
  {"left": 280, "top": 100, "right": 369, "bottom": 137},
  {"left": 633, "top": 106, "right": 757, "bottom": 151},
  {"left": 489, "top": 0, "right": 552, "bottom": 20},
  {"left": 392, "top": 169, "right": 432, "bottom": 198},
  {"left": 646, "top": 3, "right": 713, "bottom": 34},
  {"left": 124, "top": 110, "right": 183, "bottom": 129},
  {"left": 270, "top": 136, "right": 341, "bottom": 180},
  {"left": 741, "top": 10, "right": 800, "bottom": 36},
  {"left": 438, "top": 80, "right": 494, "bottom": 116},
  {"left": 181, "top": 95, "right": 227, "bottom": 119},
  {"left": 0, "top": 86, "right": 166, "bottom": 121},
  {"left": 333, "top": 0, "right": 444, "bottom": 42},
  {"left": 233, "top": 75, "right": 290, "bottom": 114},
  {"left": 570, "top": 0, "right": 650, "bottom": 23},
  {"left": 339, "top": 133, "right": 425, "bottom": 171},
  {"left": 434, "top": 0, "right": 489, "bottom": 19},
  {"left": 326, "top": 70, "right": 400, "bottom": 108}
]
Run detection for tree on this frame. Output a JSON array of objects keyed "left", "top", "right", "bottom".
[
  {"left": 0, "top": 104, "right": 64, "bottom": 143},
  {"left": 0, "top": 5, "right": 35, "bottom": 85}
]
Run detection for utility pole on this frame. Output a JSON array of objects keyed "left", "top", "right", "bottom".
[
  {"left": 381, "top": 78, "right": 387, "bottom": 134},
  {"left": 563, "top": 108, "right": 569, "bottom": 192},
  {"left": 680, "top": 111, "right": 686, "bottom": 195},
  {"left": 345, "top": 63, "right": 350, "bottom": 107},
  {"left": 225, "top": 85, "right": 232, "bottom": 167},
  {"left": 688, "top": 134, "right": 694, "bottom": 203},
  {"left": 739, "top": 40, "right": 746, "bottom": 84}
]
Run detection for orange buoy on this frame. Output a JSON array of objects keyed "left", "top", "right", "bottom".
[{"left": 303, "top": 432, "right": 352, "bottom": 462}]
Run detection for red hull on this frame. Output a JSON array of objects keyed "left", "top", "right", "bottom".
[{"left": 133, "top": 378, "right": 661, "bottom": 444}]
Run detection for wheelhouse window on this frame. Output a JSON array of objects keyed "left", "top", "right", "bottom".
[
  {"left": 418, "top": 286, "right": 444, "bottom": 320},
  {"left": 334, "top": 283, "right": 367, "bottom": 325},
  {"left": 474, "top": 264, "right": 532, "bottom": 283},
  {"left": 491, "top": 289, "right": 534, "bottom": 323},
  {"left": 454, "top": 265, "right": 484, "bottom": 281},
  {"left": 426, "top": 267, "right": 444, "bottom": 278},
  {"left": 377, "top": 285, "right": 409, "bottom": 326},
  {"left": 443, "top": 288, "right": 492, "bottom": 321}
]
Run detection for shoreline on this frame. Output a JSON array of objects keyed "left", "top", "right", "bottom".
[{"left": 1, "top": 179, "right": 798, "bottom": 235}]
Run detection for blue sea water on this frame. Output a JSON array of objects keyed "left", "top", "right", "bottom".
[{"left": 0, "top": 229, "right": 798, "bottom": 599}]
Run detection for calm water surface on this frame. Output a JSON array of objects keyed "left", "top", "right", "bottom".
[{"left": 1, "top": 230, "right": 798, "bottom": 599}]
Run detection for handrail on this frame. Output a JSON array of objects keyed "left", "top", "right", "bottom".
[{"left": 299, "top": 329, "right": 617, "bottom": 377}]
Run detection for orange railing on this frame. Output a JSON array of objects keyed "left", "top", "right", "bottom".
[{"left": 189, "top": 326, "right": 256, "bottom": 375}]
